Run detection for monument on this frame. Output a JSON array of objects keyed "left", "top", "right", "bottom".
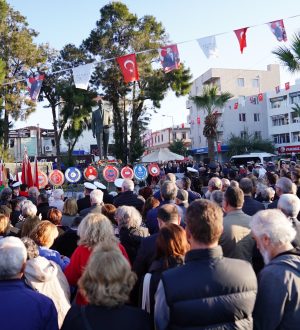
[{"left": 91, "top": 98, "right": 112, "bottom": 159}]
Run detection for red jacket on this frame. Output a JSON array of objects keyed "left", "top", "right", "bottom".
[{"left": 64, "top": 243, "right": 129, "bottom": 305}]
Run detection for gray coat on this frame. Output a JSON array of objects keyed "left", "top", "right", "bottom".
[
  {"left": 254, "top": 250, "right": 300, "bottom": 329},
  {"left": 219, "top": 209, "right": 254, "bottom": 263}
]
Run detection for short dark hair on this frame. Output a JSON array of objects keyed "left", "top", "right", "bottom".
[
  {"left": 20, "top": 184, "right": 28, "bottom": 192},
  {"left": 224, "top": 186, "right": 244, "bottom": 208},
  {"left": 185, "top": 200, "right": 223, "bottom": 244},
  {"left": 239, "top": 178, "right": 253, "bottom": 194},
  {"left": 157, "top": 204, "right": 179, "bottom": 224},
  {"left": 38, "top": 193, "right": 48, "bottom": 203}
]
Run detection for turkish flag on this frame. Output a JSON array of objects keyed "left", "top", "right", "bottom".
[
  {"left": 197, "top": 116, "right": 201, "bottom": 124},
  {"left": 217, "top": 141, "right": 221, "bottom": 153},
  {"left": 33, "top": 156, "right": 39, "bottom": 189},
  {"left": 116, "top": 53, "right": 139, "bottom": 83},
  {"left": 285, "top": 82, "right": 290, "bottom": 90},
  {"left": 234, "top": 102, "right": 239, "bottom": 110},
  {"left": 234, "top": 27, "right": 248, "bottom": 54},
  {"left": 181, "top": 123, "right": 184, "bottom": 128},
  {"left": 258, "top": 93, "right": 263, "bottom": 102},
  {"left": 21, "top": 150, "right": 33, "bottom": 187}
]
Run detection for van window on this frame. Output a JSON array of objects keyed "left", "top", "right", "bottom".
[{"left": 230, "top": 157, "right": 260, "bottom": 166}]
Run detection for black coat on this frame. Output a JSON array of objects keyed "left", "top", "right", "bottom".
[
  {"left": 37, "top": 202, "right": 55, "bottom": 220},
  {"left": 61, "top": 304, "right": 153, "bottom": 330},
  {"left": 161, "top": 247, "right": 257, "bottom": 329},
  {"left": 77, "top": 195, "right": 90, "bottom": 213},
  {"left": 113, "top": 191, "right": 144, "bottom": 213},
  {"left": 119, "top": 226, "right": 149, "bottom": 265},
  {"left": 242, "top": 195, "right": 265, "bottom": 216},
  {"left": 133, "top": 233, "right": 158, "bottom": 279},
  {"left": 51, "top": 228, "right": 79, "bottom": 258}
]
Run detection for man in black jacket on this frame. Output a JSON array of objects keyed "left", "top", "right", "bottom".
[
  {"left": 251, "top": 209, "right": 300, "bottom": 329},
  {"left": 113, "top": 179, "right": 144, "bottom": 213},
  {"left": 155, "top": 199, "right": 257, "bottom": 330},
  {"left": 77, "top": 182, "right": 96, "bottom": 213},
  {"left": 239, "top": 177, "right": 264, "bottom": 216},
  {"left": 133, "top": 204, "right": 180, "bottom": 279}
]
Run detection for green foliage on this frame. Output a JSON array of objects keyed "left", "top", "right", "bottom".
[
  {"left": 292, "top": 103, "right": 300, "bottom": 117},
  {"left": 190, "top": 85, "right": 233, "bottom": 161},
  {"left": 272, "top": 32, "right": 300, "bottom": 73},
  {"left": 83, "top": 2, "right": 192, "bottom": 163},
  {"left": 227, "top": 132, "right": 275, "bottom": 157},
  {"left": 39, "top": 44, "right": 96, "bottom": 167},
  {"left": 0, "top": 3, "right": 46, "bottom": 149},
  {"left": 169, "top": 139, "right": 187, "bottom": 156}
]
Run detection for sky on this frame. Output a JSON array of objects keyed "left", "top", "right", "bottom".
[{"left": 6, "top": 0, "right": 300, "bottom": 131}]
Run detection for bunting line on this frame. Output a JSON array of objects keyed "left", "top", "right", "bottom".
[{"left": 1, "top": 13, "right": 300, "bottom": 87}]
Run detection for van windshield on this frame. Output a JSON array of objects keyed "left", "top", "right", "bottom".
[{"left": 230, "top": 157, "right": 260, "bottom": 166}]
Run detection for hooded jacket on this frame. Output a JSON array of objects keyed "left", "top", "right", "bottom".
[
  {"left": 25, "top": 256, "right": 71, "bottom": 328},
  {"left": 254, "top": 249, "right": 300, "bottom": 329}
]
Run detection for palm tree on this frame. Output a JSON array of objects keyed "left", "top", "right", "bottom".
[
  {"left": 190, "top": 85, "right": 232, "bottom": 161},
  {"left": 272, "top": 32, "right": 300, "bottom": 73}
]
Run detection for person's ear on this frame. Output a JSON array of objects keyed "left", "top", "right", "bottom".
[
  {"left": 185, "top": 225, "right": 192, "bottom": 243},
  {"left": 177, "top": 216, "right": 181, "bottom": 225}
]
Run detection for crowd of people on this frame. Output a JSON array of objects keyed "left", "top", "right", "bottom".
[{"left": 0, "top": 158, "right": 300, "bottom": 329}]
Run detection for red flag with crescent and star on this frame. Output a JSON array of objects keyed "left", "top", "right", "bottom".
[
  {"left": 116, "top": 53, "right": 139, "bottom": 83},
  {"left": 234, "top": 27, "right": 248, "bottom": 54}
]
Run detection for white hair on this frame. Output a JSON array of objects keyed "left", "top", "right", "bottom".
[
  {"left": 122, "top": 179, "right": 134, "bottom": 192},
  {"left": 221, "top": 178, "right": 230, "bottom": 189},
  {"left": 28, "top": 187, "right": 40, "bottom": 199},
  {"left": 276, "top": 177, "right": 296, "bottom": 194},
  {"left": 21, "top": 201, "right": 37, "bottom": 217},
  {"left": 0, "top": 237, "right": 27, "bottom": 280},
  {"left": 90, "top": 189, "right": 104, "bottom": 205},
  {"left": 115, "top": 205, "right": 142, "bottom": 229},
  {"left": 278, "top": 194, "right": 300, "bottom": 218},
  {"left": 250, "top": 209, "right": 296, "bottom": 245}
]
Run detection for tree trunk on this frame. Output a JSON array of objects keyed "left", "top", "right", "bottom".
[
  {"left": 3, "top": 109, "right": 9, "bottom": 151},
  {"left": 207, "top": 137, "right": 215, "bottom": 163},
  {"left": 51, "top": 105, "right": 61, "bottom": 169}
]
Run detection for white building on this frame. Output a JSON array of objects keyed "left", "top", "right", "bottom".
[
  {"left": 267, "top": 80, "right": 300, "bottom": 155},
  {"left": 188, "top": 64, "right": 281, "bottom": 160},
  {"left": 143, "top": 124, "right": 191, "bottom": 153}
]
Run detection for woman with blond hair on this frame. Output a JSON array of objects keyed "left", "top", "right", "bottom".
[
  {"left": 62, "top": 244, "right": 152, "bottom": 330},
  {"left": 61, "top": 198, "right": 78, "bottom": 227},
  {"left": 64, "top": 213, "right": 130, "bottom": 305},
  {"left": 30, "top": 220, "right": 70, "bottom": 271}
]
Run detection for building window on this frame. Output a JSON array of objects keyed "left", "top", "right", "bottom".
[
  {"left": 289, "top": 92, "right": 300, "bottom": 104},
  {"left": 254, "top": 113, "right": 260, "bottom": 122},
  {"left": 273, "top": 133, "right": 290, "bottom": 144},
  {"left": 240, "top": 131, "right": 247, "bottom": 139},
  {"left": 237, "top": 78, "right": 245, "bottom": 87},
  {"left": 158, "top": 135, "right": 160, "bottom": 143},
  {"left": 161, "top": 134, "right": 163, "bottom": 142},
  {"left": 182, "top": 132, "right": 186, "bottom": 139},
  {"left": 270, "top": 96, "right": 287, "bottom": 109},
  {"left": 291, "top": 111, "right": 300, "bottom": 123},
  {"left": 254, "top": 131, "right": 261, "bottom": 139},
  {"left": 239, "top": 113, "right": 246, "bottom": 122},
  {"left": 292, "top": 131, "right": 300, "bottom": 143},
  {"left": 173, "top": 132, "right": 176, "bottom": 140},
  {"left": 252, "top": 78, "right": 259, "bottom": 88},
  {"left": 154, "top": 136, "right": 156, "bottom": 143},
  {"left": 271, "top": 114, "right": 289, "bottom": 126}
]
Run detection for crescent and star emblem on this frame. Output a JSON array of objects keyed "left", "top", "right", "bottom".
[{"left": 124, "top": 60, "right": 135, "bottom": 73}]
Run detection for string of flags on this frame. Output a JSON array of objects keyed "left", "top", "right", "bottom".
[{"left": 2, "top": 14, "right": 300, "bottom": 102}]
